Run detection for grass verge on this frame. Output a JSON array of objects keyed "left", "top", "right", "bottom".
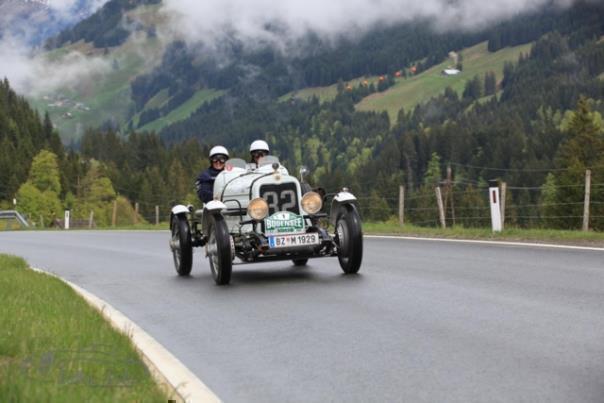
[
  {"left": 364, "top": 220, "right": 604, "bottom": 247},
  {"left": 0, "top": 255, "right": 168, "bottom": 402}
]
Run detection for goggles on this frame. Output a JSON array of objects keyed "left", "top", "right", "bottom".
[
  {"left": 211, "top": 156, "right": 227, "bottom": 163},
  {"left": 251, "top": 150, "right": 268, "bottom": 159}
]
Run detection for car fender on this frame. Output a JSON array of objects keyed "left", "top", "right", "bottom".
[
  {"left": 169, "top": 204, "right": 190, "bottom": 228},
  {"left": 329, "top": 191, "right": 359, "bottom": 226},
  {"left": 204, "top": 200, "right": 227, "bottom": 212},
  {"left": 202, "top": 201, "right": 227, "bottom": 237}
]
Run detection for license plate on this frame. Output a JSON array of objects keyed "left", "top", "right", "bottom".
[{"left": 268, "top": 233, "right": 320, "bottom": 248}]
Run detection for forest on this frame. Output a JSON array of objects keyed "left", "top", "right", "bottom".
[{"left": 1, "top": 2, "right": 604, "bottom": 230}]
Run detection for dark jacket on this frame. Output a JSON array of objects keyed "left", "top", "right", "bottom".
[{"left": 196, "top": 166, "right": 223, "bottom": 203}]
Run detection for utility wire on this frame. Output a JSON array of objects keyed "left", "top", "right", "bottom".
[{"left": 449, "top": 162, "right": 604, "bottom": 173}]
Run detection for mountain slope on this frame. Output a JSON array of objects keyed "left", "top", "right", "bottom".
[
  {"left": 29, "top": 34, "right": 163, "bottom": 141},
  {"left": 30, "top": 2, "right": 225, "bottom": 140},
  {"left": 46, "top": 0, "right": 160, "bottom": 49},
  {"left": 356, "top": 41, "right": 533, "bottom": 123},
  {"left": 28, "top": 0, "right": 604, "bottom": 143},
  {"left": 0, "top": 0, "right": 106, "bottom": 45}
]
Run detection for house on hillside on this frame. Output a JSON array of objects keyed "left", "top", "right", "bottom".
[{"left": 442, "top": 68, "right": 461, "bottom": 76}]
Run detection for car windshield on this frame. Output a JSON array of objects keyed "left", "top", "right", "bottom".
[
  {"left": 258, "top": 155, "right": 280, "bottom": 167},
  {"left": 224, "top": 158, "right": 247, "bottom": 170}
]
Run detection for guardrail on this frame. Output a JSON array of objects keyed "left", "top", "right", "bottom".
[{"left": 0, "top": 210, "right": 29, "bottom": 228}]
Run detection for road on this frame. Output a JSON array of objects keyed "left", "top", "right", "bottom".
[{"left": 1, "top": 231, "right": 603, "bottom": 402}]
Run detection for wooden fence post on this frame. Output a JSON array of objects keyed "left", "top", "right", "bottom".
[
  {"left": 134, "top": 202, "right": 139, "bottom": 225},
  {"left": 112, "top": 200, "right": 118, "bottom": 227},
  {"left": 583, "top": 169, "right": 591, "bottom": 232},
  {"left": 446, "top": 165, "right": 456, "bottom": 226},
  {"left": 155, "top": 205, "right": 160, "bottom": 226},
  {"left": 398, "top": 186, "right": 405, "bottom": 226},
  {"left": 435, "top": 187, "right": 446, "bottom": 228},
  {"left": 500, "top": 182, "right": 507, "bottom": 230},
  {"left": 88, "top": 210, "right": 94, "bottom": 229}
]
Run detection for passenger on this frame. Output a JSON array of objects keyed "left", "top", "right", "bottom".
[
  {"left": 249, "top": 139, "right": 270, "bottom": 167},
  {"left": 196, "top": 146, "right": 229, "bottom": 203}
]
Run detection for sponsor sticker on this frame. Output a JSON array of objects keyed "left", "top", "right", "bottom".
[{"left": 265, "top": 211, "right": 304, "bottom": 234}]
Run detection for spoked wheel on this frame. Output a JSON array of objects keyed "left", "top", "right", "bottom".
[
  {"left": 292, "top": 258, "right": 309, "bottom": 266},
  {"left": 335, "top": 205, "right": 363, "bottom": 274},
  {"left": 206, "top": 214, "right": 232, "bottom": 285},
  {"left": 171, "top": 214, "right": 192, "bottom": 276}
]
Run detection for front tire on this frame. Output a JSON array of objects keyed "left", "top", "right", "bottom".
[
  {"left": 292, "top": 258, "right": 308, "bottom": 266},
  {"left": 335, "top": 205, "right": 363, "bottom": 274},
  {"left": 171, "top": 214, "right": 192, "bottom": 276},
  {"left": 206, "top": 214, "right": 232, "bottom": 285}
]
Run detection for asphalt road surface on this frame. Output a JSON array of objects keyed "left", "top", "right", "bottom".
[{"left": 1, "top": 231, "right": 603, "bottom": 402}]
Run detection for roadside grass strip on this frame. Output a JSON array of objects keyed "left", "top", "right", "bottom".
[
  {"left": 0, "top": 254, "right": 168, "bottom": 402},
  {"left": 363, "top": 221, "right": 604, "bottom": 247}
]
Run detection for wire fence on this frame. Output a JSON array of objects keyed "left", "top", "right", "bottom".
[
  {"left": 350, "top": 177, "right": 603, "bottom": 231},
  {"left": 3, "top": 171, "right": 603, "bottom": 232}
]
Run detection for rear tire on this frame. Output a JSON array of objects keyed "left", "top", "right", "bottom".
[
  {"left": 171, "top": 215, "right": 192, "bottom": 276},
  {"left": 335, "top": 205, "right": 363, "bottom": 274},
  {"left": 292, "top": 258, "right": 309, "bottom": 266},
  {"left": 206, "top": 214, "right": 232, "bottom": 285}
]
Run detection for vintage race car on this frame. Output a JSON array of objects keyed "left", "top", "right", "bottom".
[{"left": 169, "top": 156, "right": 363, "bottom": 285}]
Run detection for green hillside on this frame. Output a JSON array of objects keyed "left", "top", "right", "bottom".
[
  {"left": 356, "top": 41, "right": 532, "bottom": 122},
  {"left": 27, "top": 3, "right": 224, "bottom": 140},
  {"left": 135, "top": 88, "right": 224, "bottom": 132},
  {"left": 28, "top": 6, "right": 164, "bottom": 141},
  {"left": 280, "top": 76, "right": 385, "bottom": 103}
]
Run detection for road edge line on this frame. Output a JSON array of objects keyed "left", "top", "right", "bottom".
[
  {"left": 30, "top": 266, "right": 220, "bottom": 403},
  {"left": 364, "top": 235, "right": 604, "bottom": 251}
]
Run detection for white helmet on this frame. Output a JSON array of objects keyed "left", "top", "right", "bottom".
[
  {"left": 209, "top": 145, "right": 229, "bottom": 159},
  {"left": 250, "top": 140, "right": 269, "bottom": 153}
]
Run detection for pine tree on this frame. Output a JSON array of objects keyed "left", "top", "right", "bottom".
[
  {"left": 15, "top": 150, "right": 63, "bottom": 226},
  {"left": 423, "top": 152, "right": 442, "bottom": 186},
  {"left": 463, "top": 75, "right": 483, "bottom": 100},
  {"left": 484, "top": 71, "right": 497, "bottom": 96},
  {"left": 552, "top": 97, "right": 604, "bottom": 230}
]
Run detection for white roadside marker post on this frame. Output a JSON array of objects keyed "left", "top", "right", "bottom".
[
  {"left": 64, "top": 210, "right": 70, "bottom": 230},
  {"left": 398, "top": 185, "right": 405, "bottom": 226},
  {"left": 488, "top": 180, "right": 502, "bottom": 232}
]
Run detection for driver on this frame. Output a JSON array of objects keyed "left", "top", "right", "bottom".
[
  {"left": 196, "top": 145, "right": 229, "bottom": 203},
  {"left": 249, "top": 139, "right": 270, "bottom": 166}
]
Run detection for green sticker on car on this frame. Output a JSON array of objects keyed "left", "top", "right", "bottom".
[{"left": 265, "top": 211, "right": 305, "bottom": 234}]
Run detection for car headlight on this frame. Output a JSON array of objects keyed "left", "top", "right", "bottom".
[
  {"left": 301, "top": 191, "right": 323, "bottom": 215},
  {"left": 247, "top": 198, "right": 269, "bottom": 220}
]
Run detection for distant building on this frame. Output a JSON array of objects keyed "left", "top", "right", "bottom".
[{"left": 442, "top": 68, "right": 461, "bottom": 76}]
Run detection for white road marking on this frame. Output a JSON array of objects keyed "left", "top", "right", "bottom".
[
  {"left": 30, "top": 267, "right": 221, "bottom": 403},
  {"left": 365, "top": 235, "right": 604, "bottom": 252}
]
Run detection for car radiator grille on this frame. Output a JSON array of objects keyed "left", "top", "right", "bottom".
[{"left": 259, "top": 183, "right": 300, "bottom": 215}]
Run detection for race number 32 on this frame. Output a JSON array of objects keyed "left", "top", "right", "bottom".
[{"left": 260, "top": 184, "right": 299, "bottom": 214}]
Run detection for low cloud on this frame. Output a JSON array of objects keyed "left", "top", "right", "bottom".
[
  {"left": 0, "top": 35, "right": 111, "bottom": 96},
  {"left": 0, "top": 0, "right": 110, "bottom": 96},
  {"left": 159, "top": 0, "right": 576, "bottom": 53},
  {"left": 0, "top": 0, "right": 581, "bottom": 97},
  {"left": 47, "top": 0, "right": 108, "bottom": 20}
]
